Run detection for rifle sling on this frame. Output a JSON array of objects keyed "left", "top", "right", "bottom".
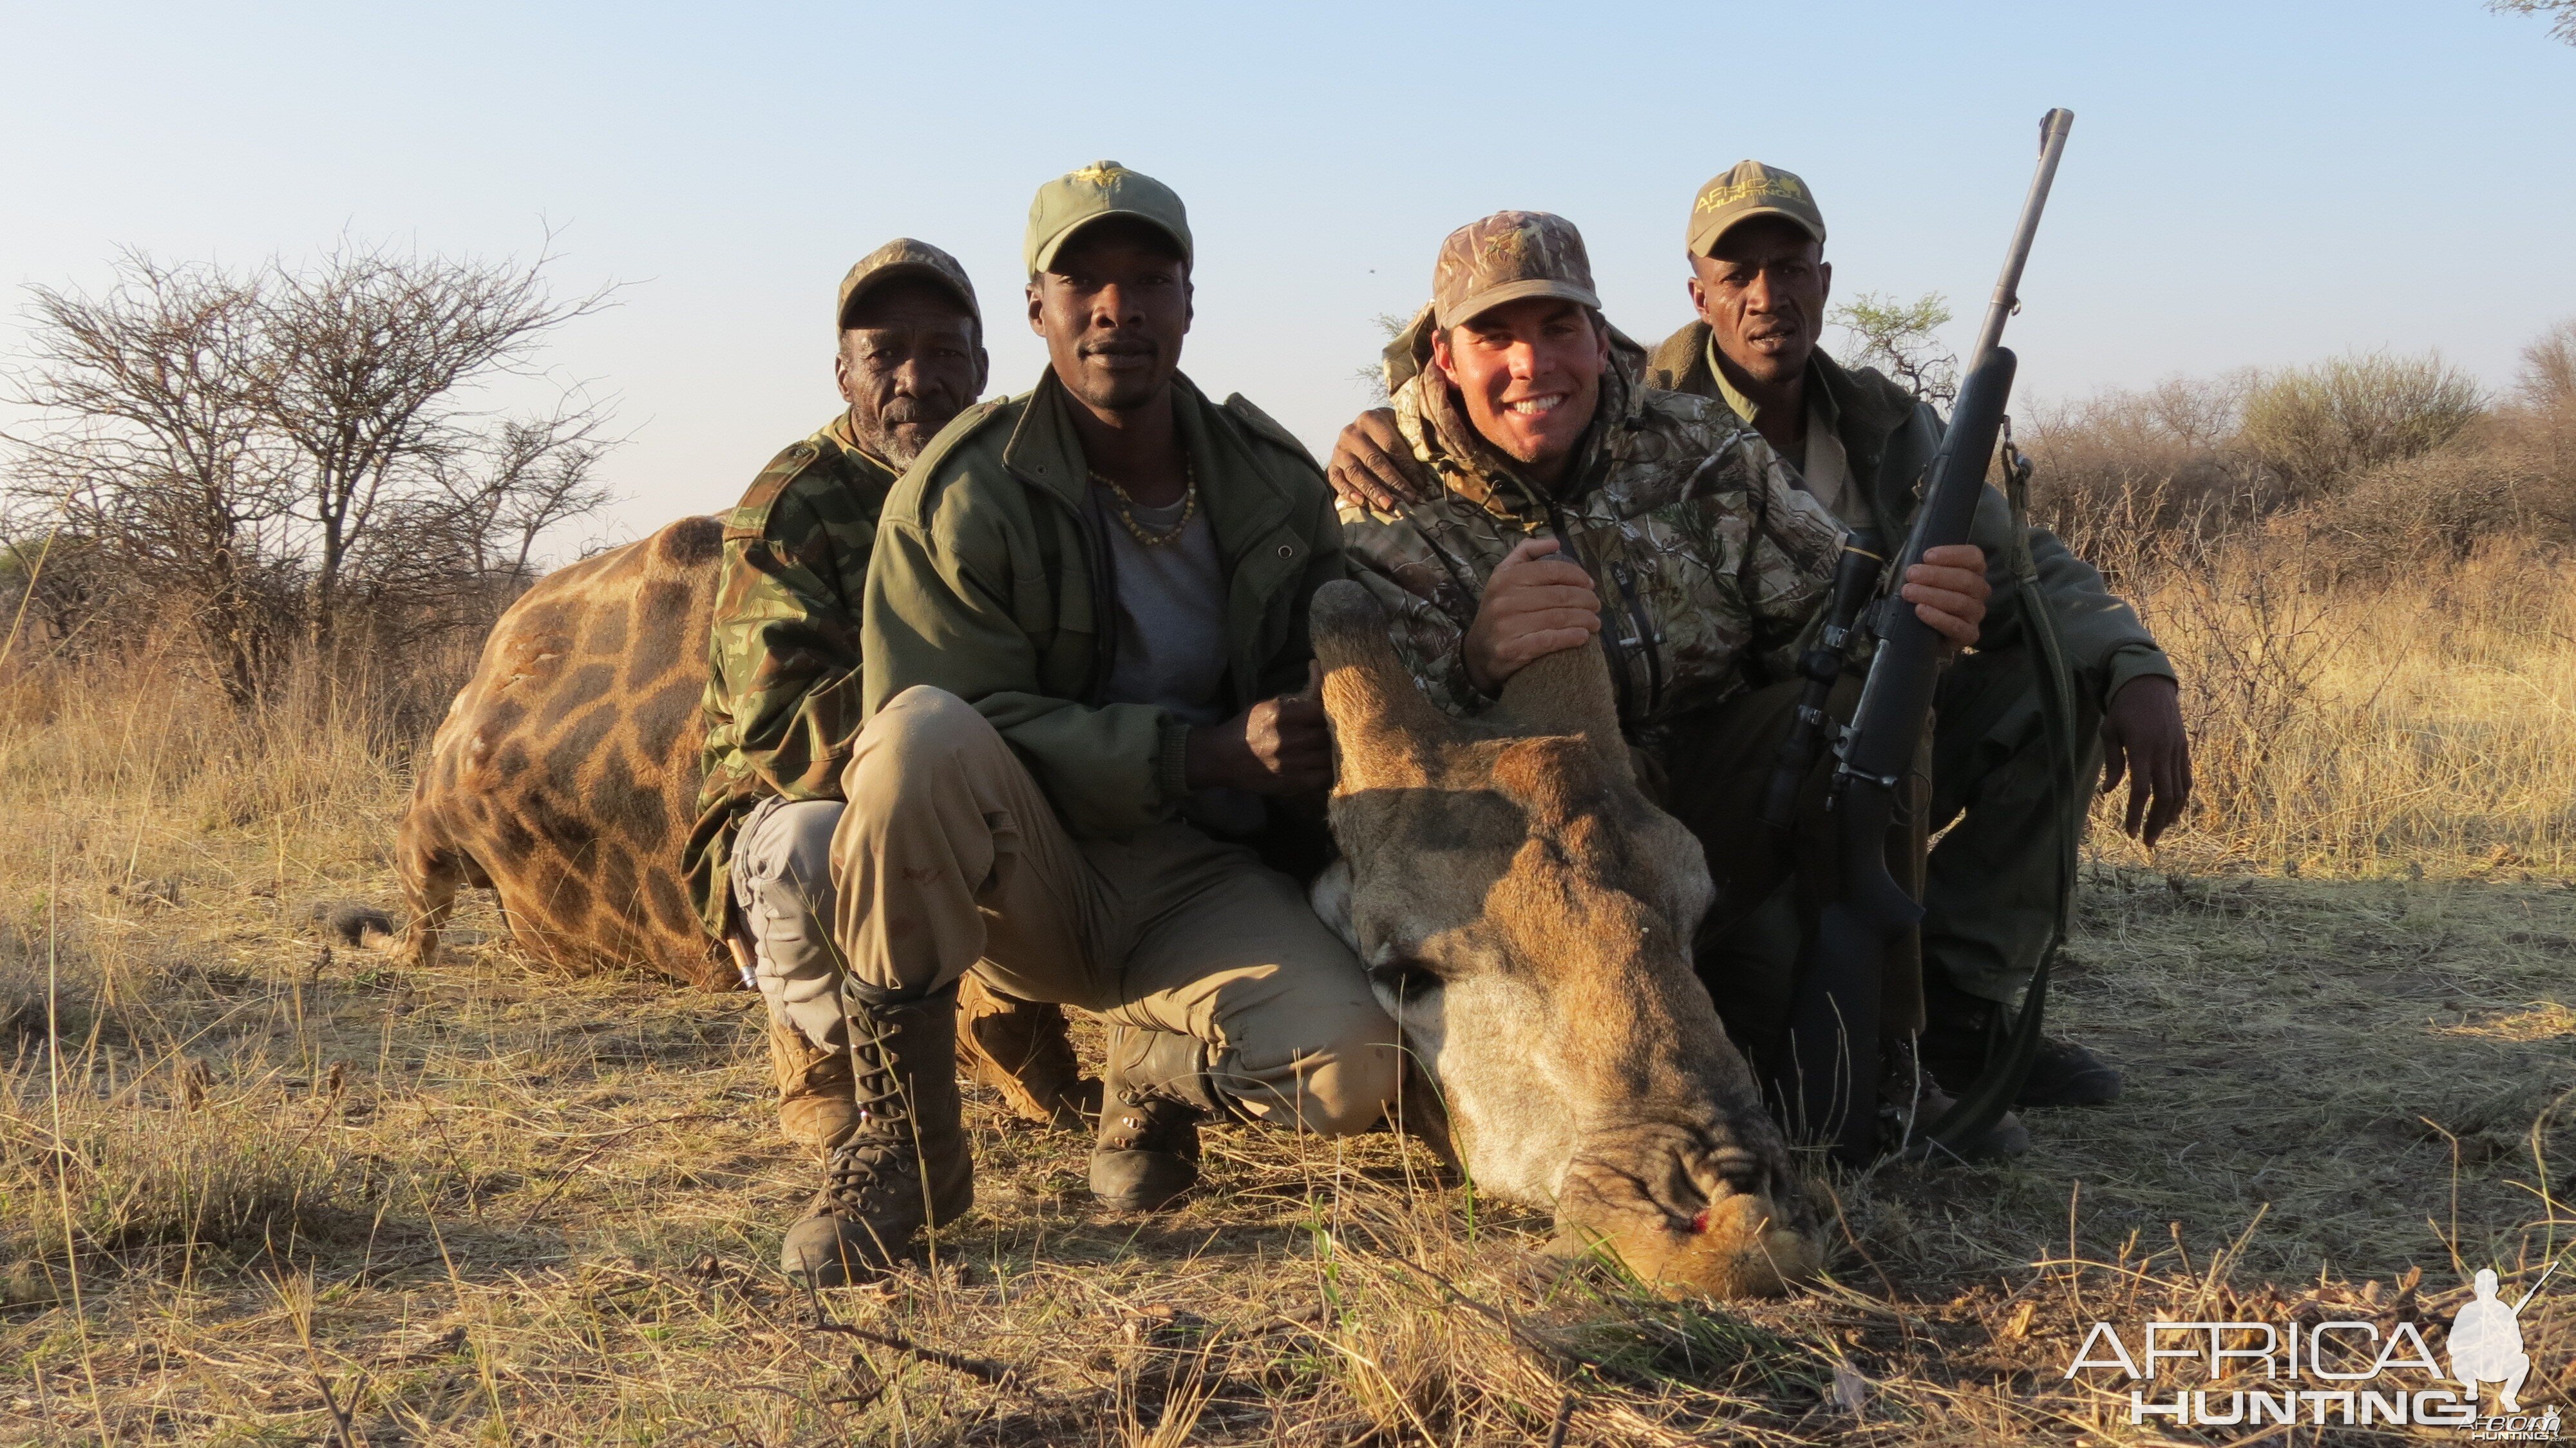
[{"left": 1917, "top": 439, "right": 2083, "bottom": 1159}]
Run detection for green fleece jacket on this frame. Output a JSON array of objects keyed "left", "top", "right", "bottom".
[
  {"left": 860, "top": 368, "right": 1345, "bottom": 840},
  {"left": 1646, "top": 322, "right": 2174, "bottom": 702}
]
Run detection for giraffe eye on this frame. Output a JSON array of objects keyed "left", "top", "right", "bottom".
[{"left": 1368, "top": 957, "right": 1446, "bottom": 1002}]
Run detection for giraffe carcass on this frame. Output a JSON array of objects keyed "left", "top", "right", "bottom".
[{"left": 394, "top": 515, "right": 1087, "bottom": 1124}]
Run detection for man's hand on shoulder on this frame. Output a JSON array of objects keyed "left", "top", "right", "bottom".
[
  {"left": 1902, "top": 544, "right": 1990, "bottom": 654},
  {"left": 1327, "top": 408, "right": 1434, "bottom": 513},
  {"left": 2101, "top": 674, "right": 2191, "bottom": 846},
  {"left": 1464, "top": 538, "right": 1603, "bottom": 695},
  {"left": 1187, "top": 680, "right": 1333, "bottom": 795}
]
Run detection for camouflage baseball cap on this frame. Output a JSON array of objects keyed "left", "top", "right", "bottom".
[
  {"left": 836, "top": 238, "right": 981, "bottom": 331},
  {"left": 1430, "top": 211, "right": 1600, "bottom": 332},
  {"left": 1686, "top": 160, "right": 1826, "bottom": 257},
  {"left": 1023, "top": 161, "right": 1193, "bottom": 277}
]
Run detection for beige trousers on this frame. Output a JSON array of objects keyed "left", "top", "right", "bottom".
[{"left": 830, "top": 687, "right": 1399, "bottom": 1136}]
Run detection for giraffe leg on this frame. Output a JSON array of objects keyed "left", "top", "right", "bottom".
[{"left": 394, "top": 806, "right": 467, "bottom": 971}]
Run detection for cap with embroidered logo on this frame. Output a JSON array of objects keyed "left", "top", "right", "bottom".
[
  {"left": 1687, "top": 160, "right": 1826, "bottom": 257},
  {"left": 1430, "top": 210, "right": 1600, "bottom": 332},
  {"left": 1023, "top": 161, "right": 1193, "bottom": 277}
]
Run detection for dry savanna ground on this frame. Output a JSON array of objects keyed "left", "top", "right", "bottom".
[{"left": 3, "top": 546, "right": 2573, "bottom": 1446}]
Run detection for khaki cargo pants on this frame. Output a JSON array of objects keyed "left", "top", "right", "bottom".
[{"left": 827, "top": 686, "right": 1399, "bottom": 1136}]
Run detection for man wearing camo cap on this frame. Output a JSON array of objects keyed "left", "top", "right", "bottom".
[
  {"left": 1335, "top": 209, "right": 2029, "bottom": 1156},
  {"left": 687, "top": 238, "right": 998, "bottom": 1159}
]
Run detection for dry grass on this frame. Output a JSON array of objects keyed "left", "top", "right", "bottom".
[
  {"left": 2085, "top": 542, "right": 2576, "bottom": 879},
  {"left": 4, "top": 623, "right": 2575, "bottom": 1443}
]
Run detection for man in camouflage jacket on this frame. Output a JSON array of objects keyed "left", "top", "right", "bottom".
[
  {"left": 681, "top": 239, "right": 992, "bottom": 1150},
  {"left": 1337, "top": 209, "right": 2023, "bottom": 1156},
  {"left": 1332, "top": 167, "right": 2185, "bottom": 1113}
]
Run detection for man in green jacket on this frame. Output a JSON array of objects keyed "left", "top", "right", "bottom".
[
  {"left": 781, "top": 162, "right": 1397, "bottom": 1286},
  {"left": 1647, "top": 162, "right": 2184, "bottom": 1106}
]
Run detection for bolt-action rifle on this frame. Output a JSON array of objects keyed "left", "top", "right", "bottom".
[{"left": 1781, "top": 108, "right": 2076, "bottom": 1166}]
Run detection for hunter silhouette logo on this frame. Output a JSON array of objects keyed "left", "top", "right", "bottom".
[
  {"left": 2062, "top": 1261, "right": 2559, "bottom": 1434},
  {"left": 2454, "top": 1264, "right": 2548, "bottom": 1413}
]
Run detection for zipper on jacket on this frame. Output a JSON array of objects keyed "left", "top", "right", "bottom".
[{"left": 1608, "top": 560, "right": 1665, "bottom": 719}]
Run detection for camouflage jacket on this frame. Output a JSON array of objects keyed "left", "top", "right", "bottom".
[
  {"left": 1645, "top": 321, "right": 2174, "bottom": 703},
  {"left": 683, "top": 413, "right": 896, "bottom": 939},
  {"left": 1338, "top": 349, "right": 1848, "bottom": 735}
]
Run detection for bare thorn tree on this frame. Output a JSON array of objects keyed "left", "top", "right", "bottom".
[
  {"left": 6, "top": 238, "right": 623, "bottom": 700},
  {"left": 6, "top": 254, "right": 292, "bottom": 702},
  {"left": 259, "top": 234, "right": 618, "bottom": 651},
  {"left": 2488, "top": 0, "right": 2576, "bottom": 44}
]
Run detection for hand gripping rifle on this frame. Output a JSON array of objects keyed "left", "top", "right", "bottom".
[{"left": 1781, "top": 108, "right": 2075, "bottom": 1166}]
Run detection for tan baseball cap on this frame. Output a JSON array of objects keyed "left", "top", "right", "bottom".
[
  {"left": 1686, "top": 160, "right": 1826, "bottom": 257},
  {"left": 1023, "top": 161, "right": 1193, "bottom": 277},
  {"left": 1430, "top": 211, "right": 1600, "bottom": 331},
  {"left": 836, "top": 238, "right": 981, "bottom": 332}
]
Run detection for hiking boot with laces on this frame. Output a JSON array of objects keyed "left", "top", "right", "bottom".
[
  {"left": 1089, "top": 1025, "right": 1231, "bottom": 1212},
  {"left": 779, "top": 984, "right": 971, "bottom": 1287}
]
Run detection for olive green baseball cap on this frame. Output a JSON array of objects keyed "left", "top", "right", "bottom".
[
  {"left": 1023, "top": 160, "right": 1193, "bottom": 277},
  {"left": 1687, "top": 160, "right": 1826, "bottom": 257},
  {"left": 836, "top": 238, "right": 981, "bottom": 331},
  {"left": 1430, "top": 210, "right": 1600, "bottom": 331}
]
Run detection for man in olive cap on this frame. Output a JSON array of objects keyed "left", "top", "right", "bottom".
[
  {"left": 1335, "top": 209, "right": 2025, "bottom": 1157},
  {"left": 1646, "top": 160, "right": 2182, "bottom": 1108},
  {"left": 777, "top": 164, "right": 1398, "bottom": 1285},
  {"left": 689, "top": 238, "right": 1027, "bottom": 1157}
]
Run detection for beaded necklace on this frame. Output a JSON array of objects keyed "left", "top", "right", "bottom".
[{"left": 1087, "top": 456, "right": 1199, "bottom": 548}]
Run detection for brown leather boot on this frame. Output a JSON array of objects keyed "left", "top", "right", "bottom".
[
  {"left": 955, "top": 976, "right": 1101, "bottom": 1129},
  {"left": 1089, "top": 1025, "right": 1231, "bottom": 1212},
  {"left": 780, "top": 984, "right": 972, "bottom": 1287},
  {"left": 768, "top": 1018, "right": 858, "bottom": 1155}
]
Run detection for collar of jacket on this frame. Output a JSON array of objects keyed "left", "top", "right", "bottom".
[
  {"left": 1396, "top": 345, "right": 1649, "bottom": 532},
  {"left": 1648, "top": 319, "right": 1923, "bottom": 518},
  {"left": 819, "top": 410, "right": 902, "bottom": 483},
  {"left": 996, "top": 366, "right": 1294, "bottom": 560}
]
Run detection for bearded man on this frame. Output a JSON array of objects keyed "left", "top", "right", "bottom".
[{"left": 685, "top": 240, "right": 1003, "bottom": 1153}]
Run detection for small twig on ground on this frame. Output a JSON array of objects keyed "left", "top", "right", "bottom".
[
  {"left": 1546, "top": 1391, "right": 1577, "bottom": 1448},
  {"left": 806, "top": 1320, "right": 1024, "bottom": 1389},
  {"left": 312, "top": 1372, "right": 359, "bottom": 1448}
]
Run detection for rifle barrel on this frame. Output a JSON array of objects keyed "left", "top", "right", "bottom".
[{"left": 1969, "top": 108, "right": 2075, "bottom": 371}]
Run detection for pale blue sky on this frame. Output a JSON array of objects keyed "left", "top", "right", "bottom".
[{"left": 5, "top": 1, "right": 2570, "bottom": 544}]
